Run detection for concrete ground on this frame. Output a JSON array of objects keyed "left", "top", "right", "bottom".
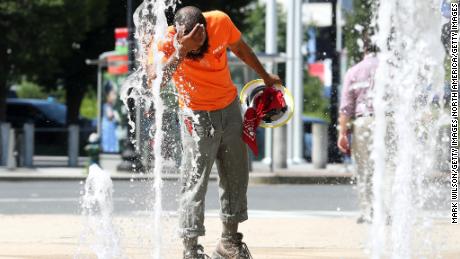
[
  {"left": 0, "top": 213, "right": 459, "bottom": 259},
  {"left": 0, "top": 155, "right": 455, "bottom": 259}
]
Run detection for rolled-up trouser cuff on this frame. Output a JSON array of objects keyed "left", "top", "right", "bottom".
[
  {"left": 178, "top": 227, "right": 206, "bottom": 239},
  {"left": 178, "top": 98, "right": 249, "bottom": 238},
  {"left": 220, "top": 210, "right": 248, "bottom": 224}
]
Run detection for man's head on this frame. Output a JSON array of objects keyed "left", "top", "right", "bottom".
[
  {"left": 362, "top": 29, "right": 378, "bottom": 55},
  {"left": 174, "top": 6, "right": 209, "bottom": 60}
]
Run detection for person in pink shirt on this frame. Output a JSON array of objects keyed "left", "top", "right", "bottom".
[{"left": 338, "top": 42, "right": 378, "bottom": 224}]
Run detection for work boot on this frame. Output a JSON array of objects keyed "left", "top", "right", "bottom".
[
  {"left": 356, "top": 208, "right": 373, "bottom": 224},
  {"left": 211, "top": 232, "right": 253, "bottom": 259},
  {"left": 184, "top": 244, "right": 210, "bottom": 259},
  {"left": 356, "top": 215, "right": 372, "bottom": 224}
]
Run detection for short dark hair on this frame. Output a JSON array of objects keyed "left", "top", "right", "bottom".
[
  {"left": 173, "top": 6, "right": 209, "bottom": 60},
  {"left": 174, "top": 6, "right": 207, "bottom": 35},
  {"left": 362, "top": 29, "right": 378, "bottom": 53},
  {"left": 363, "top": 41, "right": 378, "bottom": 54}
]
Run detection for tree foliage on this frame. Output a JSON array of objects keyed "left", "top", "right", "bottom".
[
  {"left": 80, "top": 89, "right": 97, "bottom": 119},
  {"left": 15, "top": 79, "right": 66, "bottom": 102},
  {"left": 15, "top": 80, "right": 48, "bottom": 100},
  {"left": 343, "top": 0, "right": 375, "bottom": 64},
  {"left": 0, "top": 0, "right": 108, "bottom": 83},
  {"left": 169, "top": 0, "right": 255, "bottom": 29},
  {"left": 303, "top": 74, "right": 329, "bottom": 120},
  {"left": 0, "top": 0, "right": 255, "bottom": 123},
  {"left": 240, "top": 2, "right": 286, "bottom": 53},
  {"left": 0, "top": 0, "right": 109, "bottom": 122}
]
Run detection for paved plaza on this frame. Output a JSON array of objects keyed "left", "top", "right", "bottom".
[
  {"left": 0, "top": 214, "right": 459, "bottom": 259},
  {"left": 0, "top": 159, "right": 455, "bottom": 259}
]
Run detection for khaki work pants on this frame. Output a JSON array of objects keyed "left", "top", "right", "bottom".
[
  {"left": 178, "top": 98, "right": 249, "bottom": 238},
  {"left": 352, "top": 116, "right": 395, "bottom": 219}
]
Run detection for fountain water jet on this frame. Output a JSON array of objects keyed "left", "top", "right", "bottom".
[
  {"left": 120, "top": 0, "right": 179, "bottom": 258},
  {"left": 77, "top": 164, "right": 123, "bottom": 259},
  {"left": 371, "top": 0, "right": 448, "bottom": 258}
]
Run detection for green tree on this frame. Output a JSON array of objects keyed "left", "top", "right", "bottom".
[
  {"left": 344, "top": 0, "right": 375, "bottom": 64},
  {"left": 1, "top": 0, "right": 254, "bottom": 124},
  {"left": 40, "top": 0, "right": 111, "bottom": 124},
  {"left": 15, "top": 80, "right": 47, "bottom": 100},
  {"left": 241, "top": 2, "right": 286, "bottom": 53},
  {"left": 0, "top": 0, "right": 108, "bottom": 122},
  {"left": 170, "top": 0, "right": 255, "bottom": 29},
  {"left": 303, "top": 74, "right": 329, "bottom": 120},
  {"left": 15, "top": 79, "right": 66, "bottom": 101},
  {"left": 80, "top": 89, "right": 97, "bottom": 119}
]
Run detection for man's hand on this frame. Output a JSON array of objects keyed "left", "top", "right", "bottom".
[
  {"left": 158, "top": 24, "right": 205, "bottom": 89},
  {"left": 337, "top": 133, "right": 350, "bottom": 154},
  {"left": 176, "top": 23, "right": 206, "bottom": 57},
  {"left": 146, "top": 64, "right": 157, "bottom": 87},
  {"left": 337, "top": 114, "right": 351, "bottom": 154},
  {"left": 229, "top": 39, "right": 283, "bottom": 87},
  {"left": 262, "top": 73, "right": 282, "bottom": 87}
]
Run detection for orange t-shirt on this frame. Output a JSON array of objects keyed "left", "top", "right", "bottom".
[{"left": 160, "top": 11, "right": 242, "bottom": 111}]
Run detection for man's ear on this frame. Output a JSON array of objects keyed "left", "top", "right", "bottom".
[
  {"left": 176, "top": 30, "right": 184, "bottom": 41},
  {"left": 176, "top": 24, "right": 185, "bottom": 38}
]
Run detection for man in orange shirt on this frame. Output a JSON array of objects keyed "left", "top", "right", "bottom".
[{"left": 153, "top": 6, "right": 281, "bottom": 259}]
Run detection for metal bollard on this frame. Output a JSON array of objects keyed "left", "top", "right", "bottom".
[
  {"left": 0, "top": 123, "right": 11, "bottom": 166},
  {"left": 272, "top": 125, "right": 288, "bottom": 170},
  {"left": 7, "top": 128, "right": 16, "bottom": 170},
  {"left": 68, "top": 125, "right": 80, "bottom": 167},
  {"left": 312, "top": 123, "right": 328, "bottom": 169},
  {"left": 23, "top": 123, "right": 34, "bottom": 167}
]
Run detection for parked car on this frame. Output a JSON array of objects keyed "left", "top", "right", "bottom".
[{"left": 6, "top": 98, "right": 96, "bottom": 155}]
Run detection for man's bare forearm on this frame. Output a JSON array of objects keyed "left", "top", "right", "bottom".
[
  {"left": 159, "top": 47, "right": 187, "bottom": 88},
  {"left": 338, "top": 113, "right": 351, "bottom": 136},
  {"left": 231, "top": 39, "right": 269, "bottom": 80}
]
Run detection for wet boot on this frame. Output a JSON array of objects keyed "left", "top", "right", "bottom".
[
  {"left": 183, "top": 238, "right": 210, "bottom": 259},
  {"left": 211, "top": 232, "right": 253, "bottom": 259},
  {"left": 356, "top": 207, "right": 373, "bottom": 224},
  {"left": 356, "top": 215, "right": 372, "bottom": 224}
]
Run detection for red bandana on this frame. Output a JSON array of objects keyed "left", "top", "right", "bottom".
[{"left": 242, "top": 87, "right": 286, "bottom": 156}]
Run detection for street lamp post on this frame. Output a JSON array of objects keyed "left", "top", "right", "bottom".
[
  {"left": 327, "top": 0, "right": 342, "bottom": 163},
  {"left": 117, "top": 0, "right": 143, "bottom": 172},
  {"left": 127, "top": 0, "right": 135, "bottom": 72}
]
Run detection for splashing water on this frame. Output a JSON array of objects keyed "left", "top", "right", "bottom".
[
  {"left": 371, "top": 0, "right": 447, "bottom": 258},
  {"left": 120, "top": 0, "right": 178, "bottom": 258},
  {"left": 77, "top": 164, "right": 123, "bottom": 259}
]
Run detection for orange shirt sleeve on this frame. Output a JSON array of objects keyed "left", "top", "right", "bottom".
[
  {"left": 158, "top": 26, "right": 177, "bottom": 60},
  {"left": 221, "top": 12, "right": 241, "bottom": 45}
]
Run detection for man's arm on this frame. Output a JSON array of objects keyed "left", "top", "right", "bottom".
[
  {"left": 337, "top": 71, "right": 354, "bottom": 154},
  {"left": 147, "top": 24, "right": 205, "bottom": 87},
  {"left": 158, "top": 47, "right": 187, "bottom": 88},
  {"left": 337, "top": 113, "right": 351, "bottom": 154},
  {"left": 229, "top": 38, "right": 282, "bottom": 87}
]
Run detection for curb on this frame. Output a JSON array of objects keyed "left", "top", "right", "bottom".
[
  {"left": 0, "top": 168, "right": 353, "bottom": 184},
  {"left": 249, "top": 173, "right": 353, "bottom": 185},
  {"left": 0, "top": 172, "right": 218, "bottom": 182}
]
